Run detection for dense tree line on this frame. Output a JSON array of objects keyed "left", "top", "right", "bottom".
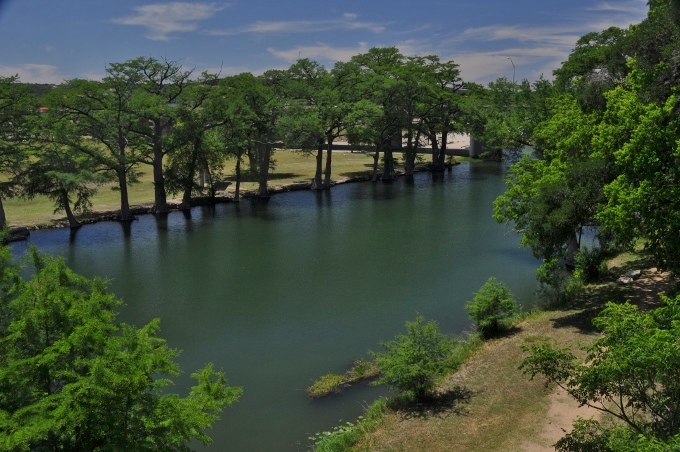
[
  {"left": 0, "top": 49, "right": 470, "bottom": 229},
  {"left": 491, "top": 0, "right": 680, "bottom": 278},
  {"left": 488, "top": 0, "right": 680, "bottom": 449}
]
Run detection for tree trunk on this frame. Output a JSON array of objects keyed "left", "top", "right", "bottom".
[
  {"left": 438, "top": 128, "right": 448, "bottom": 170},
  {"left": 247, "top": 147, "right": 257, "bottom": 173},
  {"left": 323, "top": 135, "right": 334, "bottom": 189},
  {"left": 234, "top": 155, "right": 241, "bottom": 202},
  {"left": 60, "top": 190, "right": 81, "bottom": 228},
  {"left": 257, "top": 137, "right": 272, "bottom": 198},
  {"left": 0, "top": 197, "right": 6, "bottom": 230},
  {"left": 152, "top": 121, "right": 169, "bottom": 214},
  {"left": 565, "top": 233, "right": 580, "bottom": 268},
  {"left": 404, "top": 129, "right": 422, "bottom": 177},
  {"left": 311, "top": 139, "right": 324, "bottom": 190},
  {"left": 180, "top": 136, "right": 201, "bottom": 210},
  {"left": 382, "top": 147, "right": 395, "bottom": 181},
  {"left": 116, "top": 167, "right": 133, "bottom": 221},
  {"left": 371, "top": 148, "right": 380, "bottom": 182},
  {"left": 431, "top": 133, "right": 444, "bottom": 172}
]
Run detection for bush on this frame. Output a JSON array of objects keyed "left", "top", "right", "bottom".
[
  {"left": 466, "top": 277, "right": 519, "bottom": 337},
  {"left": 371, "top": 315, "right": 451, "bottom": 401},
  {"left": 536, "top": 258, "right": 582, "bottom": 306},
  {"left": 574, "top": 246, "right": 609, "bottom": 283},
  {"left": 521, "top": 295, "right": 680, "bottom": 450}
]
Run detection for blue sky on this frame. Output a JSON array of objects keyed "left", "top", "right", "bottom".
[{"left": 0, "top": 0, "right": 648, "bottom": 85}]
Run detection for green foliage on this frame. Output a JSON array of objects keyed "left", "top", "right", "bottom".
[
  {"left": 0, "top": 75, "right": 36, "bottom": 227},
  {"left": 468, "top": 76, "right": 555, "bottom": 156},
  {"left": 521, "top": 294, "right": 680, "bottom": 450},
  {"left": 554, "top": 418, "right": 612, "bottom": 452},
  {"left": 553, "top": 27, "right": 630, "bottom": 112},
  {"left": 466, "top": 277, "right": 519, "bottom": 337},
  {"left": 311, "top": 399, "right": 387, "bottom": 452},
  {"left": 536, "top": 258, "right": 583, "bottom": 306},
  {"left": 573, "top": 246, "right": 610, "bottom": 283},
  {"left": 307, "top": 359, "right": 381, "bottom": 399},
  {"left": 0, "top": 246, "right": 241, "bottom": 450},
  {"left": 307, "top": 373, "right": 346, "bottom": 398},
  {"left": 371, "top": 315, "right": 451, "bottom": 401}
]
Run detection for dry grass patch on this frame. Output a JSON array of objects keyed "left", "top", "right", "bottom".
[{"left": 352, "top": 310, "right": 600, "bottom": 452}]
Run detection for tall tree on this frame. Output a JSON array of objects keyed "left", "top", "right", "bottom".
[
  {"left": 164, "top": 74, "right": 227, "bottom": 209},
  {"left": 283, "top": 58, "right": 378, "bottom": 189},
  {"left": 0, "top": 76, "right": 35, "bottom": 229},
  {"left": 553, "top": 27, "right": 630, "bottom": 111},
  {"left": 344, "top": 47, "right": 406, "bottom": 181},
  {"left": 21, "top": 142, "right": 106, "bottom": 228},
  {"left": 126, "top": 57, "right": 193, "bottom": 213},
  {"left": 45, "top": 75, "right": 142, "bottom": 222},
  {"left": 0, "top": 246, "right": 241, "bottom": 450},
  {"left": 221, "top": 72, "right": 287, "bottom": 197},
  {"left": 470, "top": 77, "right": 554, "bottom": 159},
  {"left": 493, "top": 94, "right": 605, "bottom": 268}
]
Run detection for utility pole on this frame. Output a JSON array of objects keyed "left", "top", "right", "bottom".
[{"left": 507, "top": 57, "right": 515, "bottom": 85}]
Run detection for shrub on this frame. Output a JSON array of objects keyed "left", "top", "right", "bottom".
[
  {"left": 574, "top": 246, "right": 609, "bottom": 283},
  {"left": 466, "top": 277, "right": 519, "bottom": 337},
  {"left": 521, "top": 295, "right": 680, "bottom": 451},
  {"left": 536, "top": 258, "right": 582, "bottom": 306},
  {"left": 371, "top": 315, "right": 451, "bottom": 401}
]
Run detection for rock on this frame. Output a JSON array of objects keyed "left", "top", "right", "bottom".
[
  {"left": 617, "top": 276, "right": 634, "bottom": 285},
  {"left": 625, "top": 269, "right": 642, "bottom": 279}
]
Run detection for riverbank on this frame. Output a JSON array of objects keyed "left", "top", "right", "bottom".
[
  {"left": 6, "top": 151, "right": 464, "bottom": 238},
  {"left": 318, "top": 253, "right": 677, "bottom": 451}
]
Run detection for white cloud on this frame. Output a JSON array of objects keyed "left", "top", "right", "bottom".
[
  {"left": 455, "top": 25, "right": 580, "bottom": 48},
  {"left": 427, "top": 1, "right": 649, "bottom": 84},
  {"left": 588, "top": 0, "right": 648, "bottom": 14},
  {"left": 445, "top": 46, "right": 570, "bottom": 83},
  {"left": 0, "top": 64, "right": 67, "bottom": 84},
  {"left": 112, "top": 2, "right": 228, "bottom": 40},
  {"left": 267, "top": 42, "right": 371, "bottom": 63},
  {"left": 208, "top": 13, "right": 385, "bottom": 36}
]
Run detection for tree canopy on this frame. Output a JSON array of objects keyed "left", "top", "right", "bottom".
[{"left": 0, "top": 245, "right": 241, "bottom": 450}]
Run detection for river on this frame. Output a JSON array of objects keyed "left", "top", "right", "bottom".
[{"left": 11, "top": 161, "right": 539, "bottom": 451}]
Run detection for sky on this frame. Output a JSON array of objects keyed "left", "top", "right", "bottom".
[{"left": 0, "top": 0, "right": 649, "bottom": 86}]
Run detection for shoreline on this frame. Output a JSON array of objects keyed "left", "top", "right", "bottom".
[{"left": 7, "top": 162, "right": 463, "bottom": 241}]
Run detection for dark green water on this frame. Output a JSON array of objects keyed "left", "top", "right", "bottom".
[{"left": 12, "top": 162, "right": 539, "bottom": 451}]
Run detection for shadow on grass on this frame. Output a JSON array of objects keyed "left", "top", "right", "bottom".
[
  {"left": 223, "top": 172, "right": 303, "bottom": 182},
  {"left": 544, "top": 255, "right": 678, "bottom": 334},
  {"left": 550, "top": 309, "right": 601, "bottom": 335},
  {"left": 389, "top": 386, "right": 474, "bottom": 420},
  {"left": 482, "top": 325, "right": 523, "bottom": 340},
  {"left": 338, "top": 165, "right": 375, "bottom": 179}
]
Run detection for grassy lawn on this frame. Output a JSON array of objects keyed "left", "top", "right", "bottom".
[{"left": 7, "top": 150, "right": 425, "bottom": 228}]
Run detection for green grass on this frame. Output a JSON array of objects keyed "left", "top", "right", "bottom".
[
  {"left": 307, "top": 359, "right": 380, "bottom": 399},
  {"left": 6, "top": 150, "right": 447, "bottom": 228}
]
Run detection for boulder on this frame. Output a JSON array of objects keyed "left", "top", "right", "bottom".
[
  {"left": 617, "top": 276, "right": 634, "bottom": 285},
  {"left": 625, "top": 269, "right": 642, "bottom": 279}
]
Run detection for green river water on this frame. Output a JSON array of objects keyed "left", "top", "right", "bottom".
[{"left": 13, "top": 161, "right": 540, "bottom": 451}]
